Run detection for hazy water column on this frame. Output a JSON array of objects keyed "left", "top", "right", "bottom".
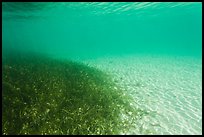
[{"left": 2, "top": 2, "right": 202, "bottom": 59}]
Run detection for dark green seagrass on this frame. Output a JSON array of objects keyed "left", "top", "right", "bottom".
[{"left": 2, "top": 50, "right": 147, "bottom": 135}]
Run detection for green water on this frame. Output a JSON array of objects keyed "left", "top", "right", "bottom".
[
  {"left": 2, "top": 2, "right": 202, "bottom": 135},
  {"left": 2, "top": 2, "right": 202, "bottom": 58}
]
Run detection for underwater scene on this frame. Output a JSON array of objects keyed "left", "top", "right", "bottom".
[{"left": 2, "top": 2, "right": 202, "bottom": 135}]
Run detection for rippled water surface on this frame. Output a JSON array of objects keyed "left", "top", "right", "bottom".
[{"left": 2, "top": 2, "right": 202, "bottom": 135}]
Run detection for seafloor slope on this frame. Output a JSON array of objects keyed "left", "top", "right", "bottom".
[{"left": 2, "top": 51, "right": 149, "bottom": 135}]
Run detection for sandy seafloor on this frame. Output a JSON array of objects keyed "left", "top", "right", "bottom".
[{"left": 67, "top": 54, "right": 202, "bottom": 135}]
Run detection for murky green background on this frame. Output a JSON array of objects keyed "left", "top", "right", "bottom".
[{"left": 2, "top": 2, "right": 202, "bottom": 59}]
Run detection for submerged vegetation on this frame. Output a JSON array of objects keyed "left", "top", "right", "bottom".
[{"left": 2, "top": 50, "right": 149, "bottom": 135}]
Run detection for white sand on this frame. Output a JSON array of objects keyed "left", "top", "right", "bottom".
[{"left": 75, "top": 54, "right": 202, "bottom": 135}]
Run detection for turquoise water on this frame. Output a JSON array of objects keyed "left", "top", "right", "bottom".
[
  {"left": 2, "top": 2, "right": 202, "bottom": 135},
  {"left": 2, "top": 2, "right": 202, "bottom": 58}
]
